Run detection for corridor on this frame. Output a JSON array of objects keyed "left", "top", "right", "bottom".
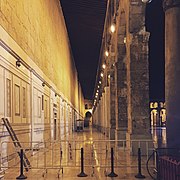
[
  {"left": 1, "top": 0, "right": 180, "bottom": 179},
  {"left": 1, "top": 126, "right": 154, "bottom": 180}
]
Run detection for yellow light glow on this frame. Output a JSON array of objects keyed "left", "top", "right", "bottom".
[
  {"left": 110, "top": 23, "right": 116, "bottom": 33},
  {"left": 102, "top": 64, "right": 106, "bottom": 69},
  {"left": 99, "top": 81, "right": 101, "bottom": 84},
  {"left": 105, "top": 50, "right": 109, "bottom": 57},
  {"left": 124, "top": 37, "right": 126, "bottom": 44},
  {"left": 142, "top": 0, "right": 152, "bottom": 3},
  {"left": 98, "top": 85, "right": 100, "bottom": 88},
  {"left": 97, "top": 90, "right": 99, "bottom": 92},
  {"left": 100, "top": 73, "right": 104, "bottom": 77}
]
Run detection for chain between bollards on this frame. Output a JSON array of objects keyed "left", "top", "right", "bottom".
[
  {"left": 16, "top": 149, "right": 27, "bottom": 179},
  {"left": 77, "top": 148, "right": 88, "bottom": 177},
  {"left": 108, "top": 147, "right": 118, "bottom": 177},
  {"left": 135, "top": 148, "right": 146, "bottom": 179}
]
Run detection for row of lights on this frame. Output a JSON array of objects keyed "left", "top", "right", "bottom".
[
  {"left": 15, "top": 59, "right": 60, "bottom": 98},
  {"left": 92, "top": 2, "right": 117, "bottom": 109},
  {"left": 102, "top": 0, "right": 151, "bottom": 60},
  {"left": 94, "top": 0, "right": 152, "bottom": 111},
  {"left": 93, "top": 0, "right": 152, "bottom": 111},
  {"left": 14, "top": 50, "right": 82, "bottom": 117},
  {"left": 93, "top": 63, "right": 106, "bottom": 107}
]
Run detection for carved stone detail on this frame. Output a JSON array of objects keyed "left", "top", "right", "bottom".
[{"left": 163, "top": 0, "right": 180, "bottom": 11}]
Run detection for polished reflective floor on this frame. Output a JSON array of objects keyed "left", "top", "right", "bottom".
[
  {"left": 151, "top": 127, "right": 167, "bottom": 148},
  {"left": 1, "top": 127, "right": 157, "bottom": 179}
]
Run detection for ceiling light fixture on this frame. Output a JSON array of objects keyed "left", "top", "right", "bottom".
[
  {"left": 110, "top": 23, "right": 116, "bottom": 33},
  {"left": 105, "top": 50, "right": 109, "bottom": 57},
  {"left": 42, "top": 82, "right": 45, "bottom": 87},
  {"left": 102, "top": 64, "right": 106, "bottom": 69},
  {"left": 16, "top": 60, "right": 21, "bottom": 67},
  {"left": 142, "top": 0, "right": 152, "bottom": 3}
]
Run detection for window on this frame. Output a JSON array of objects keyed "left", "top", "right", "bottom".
[
  {"left": 22, "top": 87, "right": 26, "bottom": 118},
  {"left": 44, "top": 99, "right": 47, "bottom": 119},
  {"left": 6, "top": 79, "right": 11, "bottom": 117},
  {"left": 38, "top": 96, "right": 41, "bottom": 118},
  {"left": 15, "top": 84, "right": 20, "bottom": 116}
]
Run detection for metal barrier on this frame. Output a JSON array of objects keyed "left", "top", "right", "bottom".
[
  {"left": 159, "top": 156, "right": 180, "bottom": 180},
  {"left": 146, "top": 148, "right": 180, "bottom": 180},
  {"left": 157, "top": 148, "right": 180, "bottom": 180},
  {"left": 0, "top": 139, "right": 154, "bottom": 178}
]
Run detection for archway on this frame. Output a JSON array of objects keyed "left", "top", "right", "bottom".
[
  {"left": 84, "top": 111, "right": 92, "bottom": 127},
  {"left": 85, "top": 111, "right": 92, "bottom": 118}
]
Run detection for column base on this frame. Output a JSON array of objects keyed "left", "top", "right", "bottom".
[{"left": 115, "top": 128, "right": 127, "bottom": 147}]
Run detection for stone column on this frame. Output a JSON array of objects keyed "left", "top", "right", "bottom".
[
  {"left": 126, "top": 30, "right": 151, "bottom": 152},
  {"left": 110, "top": 67, "right": 116, "bottom": 140},
  {"left": 163, "top": 0, "right": 180, "bottom": 148},
  {"left": 115, "top": 41, "right": 128, "bottom": 142},
  {"left": 125, "top": 1, "right": 152, "bottom": 155}
]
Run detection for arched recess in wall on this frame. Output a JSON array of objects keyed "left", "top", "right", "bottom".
[
  {"left": 85, "top": 111, "right": 92, "bottom": 118},
  {"left": 84, "top": 111, "right": 92, "bottom": 127}
]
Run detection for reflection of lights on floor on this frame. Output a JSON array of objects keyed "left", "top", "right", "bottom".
[
  {"left": 151, "top": 126, "right": 167, "bottom": 147},
  {"left": 162, "top": 128, "right": 167, "bottom": 144},
  {"left": 93, "top": 145, "right": 100, "bottom": 172}
]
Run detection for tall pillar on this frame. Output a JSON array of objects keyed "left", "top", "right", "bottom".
[
  {"left": 115, "top": 59, "right": 128, "bottom": 141},
  {"left": 163, "top": 0, "right": 180, "bottom": 148},
  {"left": 115, "top": 26, "right": 128, "bottom": 141},
  {"left": 125, "top": 1, "right": 152, "bottom": 155},
  {"left": 126, "top": 30, "right": 151, "bottom": 145},
  {"left": 110, "top": 67, "right": 116, "bottom": 140}
]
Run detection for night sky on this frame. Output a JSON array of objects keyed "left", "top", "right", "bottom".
[
  {"left": 61, "top": 0, "right": 165, "bottom": 101},
  {"left": 146, "top": 0, "right": 165, "bottom": 101}
]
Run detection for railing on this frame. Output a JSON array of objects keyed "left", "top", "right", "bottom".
[
  {"left": 0, "top": 139, "right": 155, "bottom": 178},
  {"left": 146, "top": 148, "right": 180, "bottom": 180}
]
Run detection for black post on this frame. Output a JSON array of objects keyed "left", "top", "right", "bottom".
[
  {"left": 77, "top": 148, "right": 87, "bottom": 177},
  {"left": 108, "top": 147, "right": 118, "bottom": 177},
  {"left": 156, "top": 150, "right": 160, "bottom": 180},
  {"left": 135, "top": 148, "right": 145, "bottom": 179},
  {"left": 16, "top": 149, "right": 27, "bottom": 179}
]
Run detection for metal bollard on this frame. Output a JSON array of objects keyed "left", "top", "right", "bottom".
[
  {"left": 16, "top": 149, "right": 27, "bottom": 179},
  {"left": 77, "top": 148, "right": 87, "bottom": 177},
  {"left": 108, "top": 148, "right": 118, "bottom": 177},
  {"left": 135, "top": 148, "right": 146, "bottom": 179}
]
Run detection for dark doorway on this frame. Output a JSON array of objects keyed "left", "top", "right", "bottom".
[
  {"left": 84, "top": 111, "right": 92, "bottom": 127},
  {"left": 85, "top": 111, "right": 92, "bottom": 118}
]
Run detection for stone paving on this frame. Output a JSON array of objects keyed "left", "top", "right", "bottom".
[{"left": 1, "top": 128, "right": 154, "bottom": 180}]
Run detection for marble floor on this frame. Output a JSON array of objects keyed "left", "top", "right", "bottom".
[{"left": 0, "top": 128, "right": 155, "bottom": 179}]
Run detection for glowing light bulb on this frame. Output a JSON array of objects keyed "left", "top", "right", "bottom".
[
  {"left": 124, "top": 37, "right": 126, "bottom": 44},
  {"left": 110, "top": 23, "right": 116, "bottom": 33},
  {"left": 100, "top": 73, "right": 104, "bottom": 77},
  {"left": 102, "top": 64, "right": 106, "bottom": 69},
  {"left": 142, "top": 0, "right": 152, "bottom": 3},
  {"left": 105, "top": 50, "right": 109, "bottom": 57}
]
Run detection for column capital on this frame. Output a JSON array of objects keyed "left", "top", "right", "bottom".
[{"left": 163, "top": 0, "right": 180, "bottom": 11}]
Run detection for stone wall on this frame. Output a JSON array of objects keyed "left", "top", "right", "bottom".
[{"left": 0, "top": 0, "right": 84, "bottom": 113}]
